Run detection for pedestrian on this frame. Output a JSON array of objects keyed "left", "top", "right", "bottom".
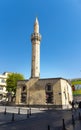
[
  {"left": 72, "top": 100, "right": 75, "bottom": 110},
  {"left": 78, "top": 101, "right": 81, "bottom": 109},
  {"left": 78, "top": 101, "right": 81, "bottom": 113}
]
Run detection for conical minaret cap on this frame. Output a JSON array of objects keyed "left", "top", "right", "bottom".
[
  {"left": 35, "top": 17, "right": 39, "bottom": 25},
  {"left": 34, "top": 17, "right": 39, "bottom": 33}
]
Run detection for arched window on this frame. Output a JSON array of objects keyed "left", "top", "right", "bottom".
[
  {"left": 21, "top": 85, "right": 27, "bottom": 103},
  {"left": 22, "top": 85, "right": 26, "bottom": 92},
  {"left": 45, "top": 83, "right": 52, "bottom": 92},
  {"left": 45, "top": 83, "right": 53, "bottom": 104}
]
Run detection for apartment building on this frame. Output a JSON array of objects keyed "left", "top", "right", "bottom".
[{"left": 0, "top": 72, "right": 9, "bottom": 99}]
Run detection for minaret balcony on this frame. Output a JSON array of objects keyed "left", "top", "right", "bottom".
[{"left": 31, "top": 33, "right": 41, "bottom": 41}]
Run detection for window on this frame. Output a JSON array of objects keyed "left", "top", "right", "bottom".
[
  {"left": 0, "top": 87, "right": 3, "bottom": 90},
  {"left": 47, "top": 85, "right": 51, "bottom": 91},
  {"left": 46, "top": 92, "right": 53, "bottom": 104},
  {"left": 45, "top": 83, "right": 53, "bottom": 104},
  {"left": 1, "top": 79, "right": 5, "bottom": 83},
  {"left": 45, "top": 84, "right": 52, "bottom": 92},
  {"left": 21, "top": 93, "right": 26, "bottom": 103},
  {"left": 22, "top": 86, "right": 26, "bottom": 91}
]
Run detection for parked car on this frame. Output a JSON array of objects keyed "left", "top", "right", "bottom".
[{"left": 0, "top": 97, "right": 8, "bottom": 105}]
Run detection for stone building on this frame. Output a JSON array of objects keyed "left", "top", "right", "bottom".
[{"left": 16, "top": 18, "right": 73, "bottom": 109}]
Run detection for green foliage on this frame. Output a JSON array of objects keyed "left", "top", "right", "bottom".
[
  {"left": 71, "top": 80, "right": 81, "bottom": 85},
  {"left": 6, "top": 73, "right": 24, "bottom": 94}
]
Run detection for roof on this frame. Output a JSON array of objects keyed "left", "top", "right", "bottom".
[{"left": 17, "top": 77, "right": 70, "bottom": 83}]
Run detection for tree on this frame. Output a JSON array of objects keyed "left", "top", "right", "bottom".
[{"left": 6, "top": 73, "right": 24, "bottom": 94}]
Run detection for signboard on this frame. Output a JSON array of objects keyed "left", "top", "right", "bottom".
[{"left": 71, "top": 79, "right": 81, "bottom": 96}]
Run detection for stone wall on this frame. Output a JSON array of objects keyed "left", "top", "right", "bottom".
[{"left": 15, "top": 78, "right": 73, "bottom": 109}]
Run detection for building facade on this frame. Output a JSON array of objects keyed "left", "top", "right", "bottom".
[
  {"left": 16, "top": 18, "right": 73, "bottom": 109},
  {"left": 0, "top": 72, "right": 9, "bottom": 100}
]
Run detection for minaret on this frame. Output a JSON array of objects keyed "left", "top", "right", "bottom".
[{"left": 31, "top": 17, "right": 41, "bottom": 78}]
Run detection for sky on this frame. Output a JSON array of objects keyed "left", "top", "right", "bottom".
[{"left": 0, "top": 0, "right": 81, "bottom": 79}]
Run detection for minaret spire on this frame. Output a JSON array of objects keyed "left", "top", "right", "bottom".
[
  {"left": 31, "top": 18, "right": 41, "bottom": 78},
  {"left": 34, "top": 17, "right": 39, "bottom": 33},
  {"left": 35, "top": 17, "right": 39, "bottom": 24}
]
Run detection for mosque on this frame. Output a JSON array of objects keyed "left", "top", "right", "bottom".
[{"left": 16, "top": 18, "right": 73, "bottom": 109}]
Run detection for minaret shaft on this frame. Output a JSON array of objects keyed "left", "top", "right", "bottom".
[{"left": 31, "top": 18, "right": 41, "bottom": 78}]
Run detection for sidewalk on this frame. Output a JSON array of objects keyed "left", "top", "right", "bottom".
[
  {"left": 0, "top": 106, "right": 34, "bottom": 125},
  {"left": 66, "top": 120, "right": 81, "bottom": 130},
  {"left": 55, "top": 109, "right": 81, "bottom": 130},
  {"left": 0, "top": 106, "right": 81, "bottom": 130},
  {"left": 0, "top": 112, "right": 29, "bottom": 125},
  {"left": 39, "top": 109, "right": 81, "bottom": 130}
]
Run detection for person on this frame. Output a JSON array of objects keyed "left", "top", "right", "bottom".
[
  {"left": 78, "top": 101, "right": 81, "bottom": 114},
  {"left": 71, "top": 100, "right": 75, "bottom": 110},
  {"left": 78, "top": 101, "right": 81, "bottom": 109}
]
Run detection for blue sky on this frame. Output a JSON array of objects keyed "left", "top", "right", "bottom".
[{"left": 0, "top": 0, "right": 81, "bottom": 79}]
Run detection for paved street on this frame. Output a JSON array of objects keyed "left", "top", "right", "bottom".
[{"left": 0, "top": 105, "right": 81, "bottom": 130}]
